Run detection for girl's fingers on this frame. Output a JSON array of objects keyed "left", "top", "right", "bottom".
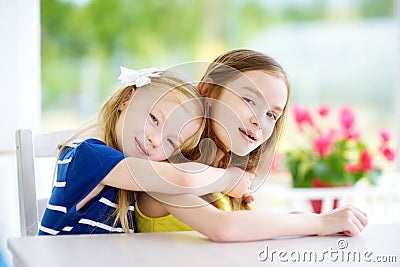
[
  {"left": 320, "top": 204, "right": 367, "bottom": 236},
  {"left": 242, "top": 194, "right": 255, "bottom": 203},
  {"left": 347, "top": 205, "right": 368, "bottom": 227},
  {"left": 351, "top": 205, "right": 368, "bottom": 219},
  {"left": 355, "top": 209, "right": 368, "bottom": 227},
  {"left": 342, "top": 206, "right": 365, "bottom": 236},
  {"left": 351, "top": 213, "right": 365, "bottom": 234},
  {"left": 343, "top": 219, "right": 360, "bottom": 237}
]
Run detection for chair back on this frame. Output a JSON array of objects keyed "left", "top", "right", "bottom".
[{"left": 15, "top": 129, "right": 74, "bottom": 236}]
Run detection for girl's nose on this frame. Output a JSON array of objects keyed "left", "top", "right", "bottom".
[
  {"left": 250, "top": 115, "right": 263, "bottom": 131},
  {"left": 146, "top": 133, "right": 161, "bottom": 148}
]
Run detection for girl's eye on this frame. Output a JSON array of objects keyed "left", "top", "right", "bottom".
[
  {"left": 150, "top": 113, "right": 159, "bottom": 126},
  {"left": 267, "top": 111, "right": 277, "bottom": 121},
  {"left": 243, "top": 97, "right": 255, "bottom": 105},
  {"left": 167, "top": 138, "right": 176, "bottom": 148}
]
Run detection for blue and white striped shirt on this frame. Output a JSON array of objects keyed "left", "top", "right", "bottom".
[{"left": 39, "top": 139, "right": 134, "bottom": 235}]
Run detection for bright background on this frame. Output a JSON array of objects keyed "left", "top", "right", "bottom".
[
  {"left": 40, "top": 0, "right": 399, "bottom": 136},
  {"left": 38, "top": 0, "right": 400, "bottom": 171},
  {"left": 1, "top": 0, "right": 399, "bottom": 265}
]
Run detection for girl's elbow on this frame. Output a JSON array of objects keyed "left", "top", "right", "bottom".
[
  {"left": 208, "top": 230, "right": 231, "bottom": 242},
  {"left": 207, "top": 217, "right": 236, "bottom": 242}
]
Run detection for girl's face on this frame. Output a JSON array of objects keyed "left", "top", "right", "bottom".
[
  {"left": 116, "top": 86, "right": 201, "bottom": 161},
  {"left": 209, "top": 70, "right": 288, "bottom": 156}
]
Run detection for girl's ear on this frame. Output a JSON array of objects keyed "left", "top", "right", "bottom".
[
  {"left": 118, "top": 88, "right": 134, "bottom": 111},
  {"left": 198, "top": 77, "right": 213, "bottom": 97}
]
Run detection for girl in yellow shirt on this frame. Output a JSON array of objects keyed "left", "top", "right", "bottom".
[{"left": 135, "top": 49, "right": 368, "bottom": 241}]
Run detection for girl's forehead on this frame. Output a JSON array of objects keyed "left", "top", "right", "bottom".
[
  {"left": 136, "top": 86, "right": 178, "bottom": 107},
  {"left": 146, "top": 83, "right": 188, "bottom": 103},
  {"left": 220, "top": 70, "right": 287, "bottom": 108},
  {"left": 152, "top": 91, "right": 201, "bottom": 119},
  {"left": 152, "top": 91, "right": 187, "bottom": 110},
  {"left": 152, "top": 94, "right": 180, "bottom": 112}
]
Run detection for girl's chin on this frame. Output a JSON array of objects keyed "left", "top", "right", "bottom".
[{"left": 231, "top": 148, "right": 253, "bottom": 157}]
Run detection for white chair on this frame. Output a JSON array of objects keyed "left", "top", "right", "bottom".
[{"left": 15, "top": 129, "right": 74, "bottom": 236}]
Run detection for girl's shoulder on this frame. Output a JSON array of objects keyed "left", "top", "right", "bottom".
[
  {"left": 61, "top": 138, "right": 125, "bottom": 165},
  {"left": 59, "top": 138, "right": 105, "bottom": 157},
  {"left": 74, "top": 138, "right": 111, "bottom": 152},
  {"left": 60, "top": 138, "right": 126, "bottom": 184},
  {"left": 76, "top": 138, "right": 124, "bottom": 157},
  {"left": 80, "top": 138, "right": 106, "bottom": 146}
]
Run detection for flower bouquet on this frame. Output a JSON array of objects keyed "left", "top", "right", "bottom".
[{"left": 284, "top": 105, "right": 396, "bottom": 212}]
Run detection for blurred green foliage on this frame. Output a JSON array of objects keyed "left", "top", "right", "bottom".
[{"left": 41, "top": 0, "right": 395, "bottom": 114}]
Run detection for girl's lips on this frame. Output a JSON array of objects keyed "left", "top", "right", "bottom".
[
  {"left": 135, "top": 137, "right": 149, "bottom": 156},
  {"left": 238, "top": 128, "right": 257, "bottom": 143}
]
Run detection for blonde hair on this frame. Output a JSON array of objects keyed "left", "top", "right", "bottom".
[
  {"left": 189, "top": 49, "right": 291, "bottom": 211},
  {"left": 58, "top": 71, "right": 205, "bottom": 233}
]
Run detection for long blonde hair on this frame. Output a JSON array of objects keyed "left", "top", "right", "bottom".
[
  {"left": 191, "top": 49, "right": 291, "bottom": 211},
  {"left": 58, "top": 71, "right": 205, "bottom": 233}
]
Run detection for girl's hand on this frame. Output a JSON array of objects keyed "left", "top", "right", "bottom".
[
  {"left": 242, "top": 194, "right": 255, "bottom": 204},
  {"left": 222, "top": 168, "right": 254, "bottom": 198},
  {"left": 317, "top": 205, "right": 368, "bottom": 237}
]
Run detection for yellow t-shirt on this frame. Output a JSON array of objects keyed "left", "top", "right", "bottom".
[{"left": 135, "top": 200, "right": 193, "bottom": 232}]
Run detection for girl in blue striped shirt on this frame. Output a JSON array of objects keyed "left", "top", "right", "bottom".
[{"left": 39, "top": 68, "right": 253, "bottom": 235}]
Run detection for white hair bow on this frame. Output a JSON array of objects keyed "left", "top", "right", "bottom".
[{"left": 118, "top": 66, "right": 161, "bottom": 88}]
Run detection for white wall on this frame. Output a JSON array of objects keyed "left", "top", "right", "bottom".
[
  {"left": 0, "top": 0, "right": 41, "bottom": 265},
  {"left": 0, "top": 1, "right": 41, "bottom": 147}
]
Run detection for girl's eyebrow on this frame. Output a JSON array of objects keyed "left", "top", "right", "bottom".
[
  {"left": 273, "top": 106, "right": 283, "bottom": 114},
  {"left": 241, "top": 86, "right": 262, "bottom": 98},
  {"left": 154, "top": 106, "right": 166, "bottom": 123},
  {"left": 242, "top": 86, "right": 284, "bottom": 114}
]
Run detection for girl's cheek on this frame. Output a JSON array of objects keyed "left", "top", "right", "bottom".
[
  {"left": 262, "top": 122, "right": 275, "bottom": 142},
  {"left": 161, "top": 142, "right": 174, "bottom": 158}
]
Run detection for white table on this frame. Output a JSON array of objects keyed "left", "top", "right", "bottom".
[{"left": 7, "top": 224, "right": 400, "bottom": 267}]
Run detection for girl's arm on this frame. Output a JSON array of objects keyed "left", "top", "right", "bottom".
[
  {"left": 101, "top": 158, "right": 253, "bottom": 197},
  {"left": 153, "top": 194, "right": 368, "bottom": 242}
]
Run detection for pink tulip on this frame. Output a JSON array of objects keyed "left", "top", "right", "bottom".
[
  {"left": 345, "top": 150, "right": 373, "bottom": 173},
  {"left": 379, "top": 129, "right": 391, "bottom": 142},
  {"left": 381, "top": 147, "right": 396, "bottom": 161},
  {"left": 343, "top": 128, "right": 360, "bottom": 141},
  {"left": 313, "top": 134, "right": 333, "bottom": 157},
  {"left": 293, "top": 105, "right": 314, "bottom": 132},
  {"left": 318, "top": 105, "right": 330, "bottom": 117},
  {"left": 340, "top": 107, "right": 355, "bottom": 130},
  {"left": 360, "top": 149, "right": 373, "bottom": 171}
]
